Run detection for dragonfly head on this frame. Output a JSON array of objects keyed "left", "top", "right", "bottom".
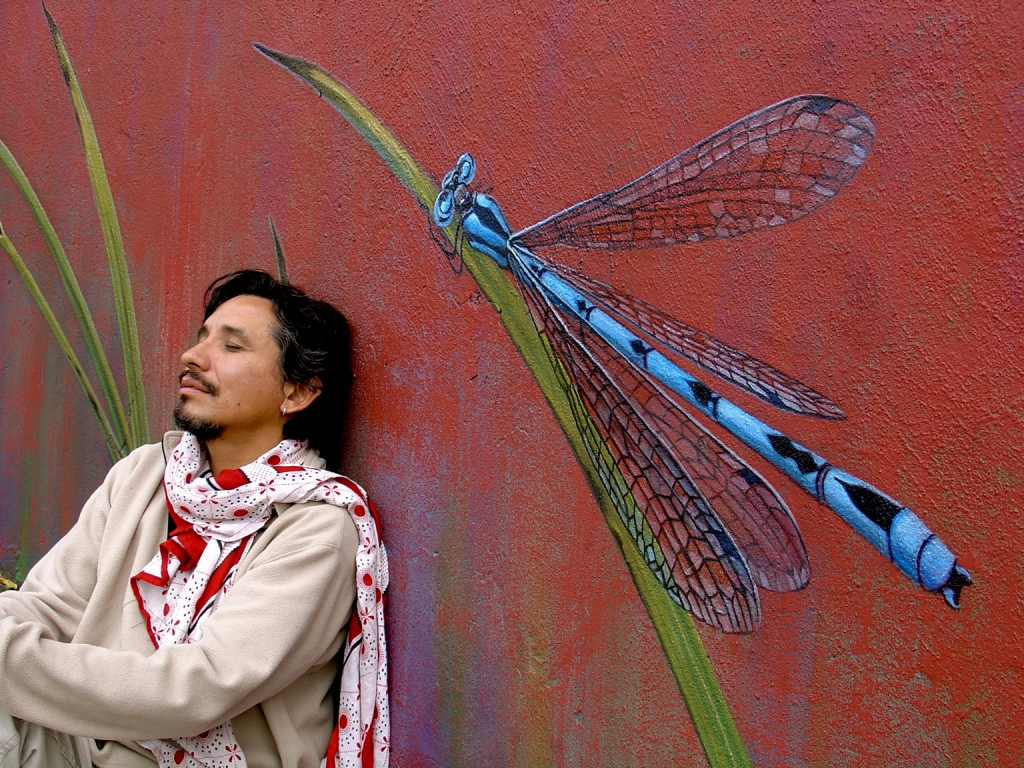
[
  {"left": 434, "top": 153, "right": 476, "bottom": 228},
  {"left": 433, "top": 153, "right": 514, "bottom": 270}
]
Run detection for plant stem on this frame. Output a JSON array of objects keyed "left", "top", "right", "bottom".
[{"left": 255, "top": 45, "right": 752, "bottom": 768}]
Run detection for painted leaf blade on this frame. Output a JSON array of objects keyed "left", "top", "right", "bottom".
[
  {"left": 255, "top": 47, "right": 753, "bottom": 767},
  {"left": 269, "top": 216, "right": 289, "bottom": 285},
  {"left": 44, "top": 5, "right": 148, "bottom": 448}
]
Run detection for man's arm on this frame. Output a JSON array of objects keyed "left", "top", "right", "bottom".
[{"left": 0, "top": 500, "right": 358, "bottom": 742}]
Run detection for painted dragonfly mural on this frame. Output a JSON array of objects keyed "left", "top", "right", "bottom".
[{"left": 432, "top": 95, "right": 971, "bottom": 633}]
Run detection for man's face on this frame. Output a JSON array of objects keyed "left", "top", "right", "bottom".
[{"left": 174, "top": 295, "right": 286, "bottom": 441}]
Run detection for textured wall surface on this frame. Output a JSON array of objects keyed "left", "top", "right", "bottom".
[{"left": 0, "top": 1, "right": 1020, "bottom": 766}]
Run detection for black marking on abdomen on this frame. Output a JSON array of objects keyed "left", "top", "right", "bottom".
[
  {"left": 767, "top": 435, "right": 820, "bottom": 475},
  {"left": 576, "top": 299, "right": 596, "bottom": 321},
  {"left": 630, "top": 338, "right": 654, "bottom": 367},
  {"left": 689, "top": 381, "right": 721, "bottom": 417},
  {"left": 837, "top": 479, "right": 902, "bottom": 531},
  {"left": 915, "top": 533, "right": 936, "bottom": 585}
]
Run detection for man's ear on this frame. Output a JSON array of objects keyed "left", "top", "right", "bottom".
[{"left": 281, "top": 378, "right": 322, "bottom": 416}]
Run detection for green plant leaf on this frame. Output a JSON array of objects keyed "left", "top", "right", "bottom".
[
  {"left": 255, "top": 44, "right": 752, "bottom": 768},
  {"left": 0, "top": 223, "right": 123, "bottom": 462},
  {"left": 269, "top": 216, "right": 289, "bottom": 284},
  {"left": 44, "top": 5, "right": 148, "bottom": 449},
  {"left": 0, "top": 139, "right": 130, "bottom": 457}
]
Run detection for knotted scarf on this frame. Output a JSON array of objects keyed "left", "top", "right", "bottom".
[{"left": 131, "top": 432, "right": 389, "bottom": 768}]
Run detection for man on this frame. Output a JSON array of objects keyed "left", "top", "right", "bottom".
[{"left": 0, "top": 271, "right": 388, "bottom": 768}]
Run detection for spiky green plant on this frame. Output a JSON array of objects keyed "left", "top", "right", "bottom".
[{"left": 0, "top": 7, "right": 149, "bottom": 463}]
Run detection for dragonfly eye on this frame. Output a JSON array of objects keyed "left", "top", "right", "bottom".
[
  {"left": 454, "top": 153, "right": 476, "bottom": 185},
  {"left": 441, "top": 168, "right": 457, "bottom": 191},
  {"left": 433, "top": 188, "right": 456, "bottom": 227}
]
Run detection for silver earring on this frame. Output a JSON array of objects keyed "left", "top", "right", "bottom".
[{"left": 281, "top": 405, "right": 288, "bottom": 415}]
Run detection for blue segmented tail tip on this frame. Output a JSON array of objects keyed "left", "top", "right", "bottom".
[{"left": 941, "top": 565, "right": 972, "bottom": 609}]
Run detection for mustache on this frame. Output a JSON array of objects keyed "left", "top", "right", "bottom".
[{"left": 178, "top": 370, "right": 218, "bottom": 396}]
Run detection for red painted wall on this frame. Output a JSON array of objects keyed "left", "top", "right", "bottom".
[{"left": 0, "top": 1, "right": 1020, "bottom": 765}]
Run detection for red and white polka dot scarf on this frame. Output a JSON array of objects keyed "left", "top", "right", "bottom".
[{"left": 131, "top": 432, "right": 390, "bottom": 768}]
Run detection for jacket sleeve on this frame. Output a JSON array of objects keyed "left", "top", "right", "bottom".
[
  {"left": 0, "top": 450, "right": 144, "bottom": 641},
  {"left": 0, "top": 501, "right": 359, "bottom": 741}
]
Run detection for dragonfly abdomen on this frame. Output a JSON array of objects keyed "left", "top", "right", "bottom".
[
  {"left": 687, "top": 390, "right": 971, "bottom": 607},
  {"left": 519, "top": 247, "right": 970, "bottom": 609}
]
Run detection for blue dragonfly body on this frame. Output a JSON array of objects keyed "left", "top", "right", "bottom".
[{"left": 433, "top": 95, "right": 971, "bottom": 632}]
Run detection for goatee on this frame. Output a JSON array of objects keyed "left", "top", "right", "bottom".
[{"left": 173, "top": 398, "right": 224, "bottom": 441}]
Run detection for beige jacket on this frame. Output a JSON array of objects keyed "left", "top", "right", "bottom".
[{"left": 0, "top": 432, "right": 359, "bottom": 768}]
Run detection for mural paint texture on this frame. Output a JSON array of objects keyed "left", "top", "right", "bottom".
[{"left": 0, "top": 1, "right": 1021, "bottom": 766}]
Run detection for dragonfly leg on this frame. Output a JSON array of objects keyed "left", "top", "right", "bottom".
[{"left": 442, "top": 219, "right": 464, "bottom": 274}]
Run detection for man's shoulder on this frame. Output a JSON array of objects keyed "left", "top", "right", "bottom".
[
  {"left": 272, "top": 497, "right": 360, "bottom": 531},
  {"left": 159, "top": 430, "right": 187, "bottom": 458},
  {"left": 104, "top": 437, "right": 169, "bottom": 483},
  {"left": 264, "top": 494, "right": 361, "bottom": 553}
]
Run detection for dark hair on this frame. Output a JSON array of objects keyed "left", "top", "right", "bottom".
[{"left": 203, "top": 270, "right": 353, "bottom": 471}]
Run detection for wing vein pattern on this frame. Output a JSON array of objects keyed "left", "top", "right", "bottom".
[
  {"left": 512, "top": 252, "right": 762, "bottom": 632},
  {"left": 515, "top": 95, "right": 875, "bottom": 251},
  {"left": 548, "top": 262, "right": 846, "bottom": 420}
]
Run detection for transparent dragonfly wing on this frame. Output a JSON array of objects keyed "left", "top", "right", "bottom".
[
  {"left": 548, "top": 261, "right": 846, "bottom": 420},
  {"left": 510, "top": 253, "right": 763, "bottom": 632},
  {"left": 515, "top": 95, "right": 875, "bottom": 251},
  {"left": 600, "top": 345, "right": 812, "bottom": 593},
  {"left": 525, "top": 251, "right": 813, "bottom": 590}
]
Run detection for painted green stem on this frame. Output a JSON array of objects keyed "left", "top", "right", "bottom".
[
  {"left": 0, "top": 139, "right": 130, "bottom": 457},
  {"left": 0, "top": 223, "right": 123, "bottom": 462},
  {"left": 256, "top": 45, "right": 752, "bottom": 768},
  {"left": 44, "top": 5, "right": 148, "bottom": 449}
]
